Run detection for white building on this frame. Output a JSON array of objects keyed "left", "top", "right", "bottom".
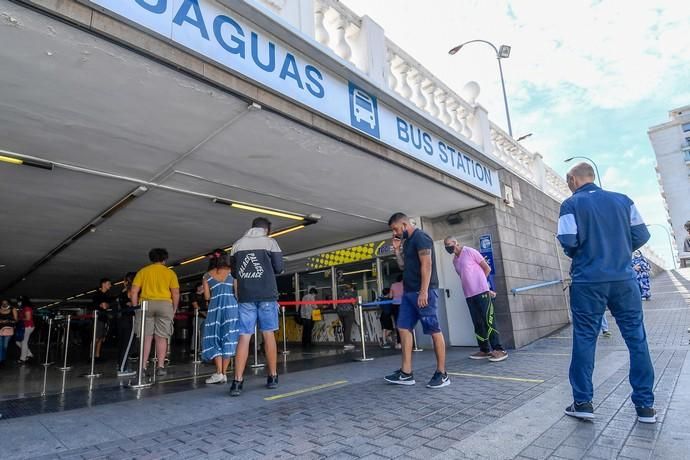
[{"left": 648, "top": 105, "right": 690, "bottom": 266}]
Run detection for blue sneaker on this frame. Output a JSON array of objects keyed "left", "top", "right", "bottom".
[
  {"left": 384, "top": 369, "right": 415, "bottom": 386},
  {"left": 426, "top": 371, "right": 451, "bottom": 389}
]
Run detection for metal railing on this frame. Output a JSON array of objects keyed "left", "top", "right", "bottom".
[{"left": 510, "top": 279, "right": 565, "bottom": 296}]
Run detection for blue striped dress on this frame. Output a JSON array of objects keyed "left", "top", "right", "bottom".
[{"left": 201, "top": 272, "right": 239, "bottom": 361}]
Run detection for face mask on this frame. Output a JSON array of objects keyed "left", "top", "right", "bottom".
[{"left": 445, "top": 245, "right": 455, "bottom": 255}]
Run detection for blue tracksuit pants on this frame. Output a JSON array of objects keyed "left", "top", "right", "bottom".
[{"left": 570, "top": 278, "right": 654, "bottom": 408}]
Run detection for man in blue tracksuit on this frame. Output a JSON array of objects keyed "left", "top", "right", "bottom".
[{"left": 557, "top": 162, "right": 656, "bottom": 423}]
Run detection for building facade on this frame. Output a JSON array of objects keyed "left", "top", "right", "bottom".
[{"left": 648, "top": 105, "right": 690, "bottom": 266}]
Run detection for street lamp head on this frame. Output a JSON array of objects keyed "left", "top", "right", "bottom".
[
  {"left": 448, "top": 44, "right": 463, "bottom": 55},
  {"left": 498, "top": 45, "right": 511, "bottom": 58},
  {"left": 516, "top": 133, "right": 533, "bottom": 142},
  {"left": 564, "top": 157, "right": 574, "bottom": 162}
]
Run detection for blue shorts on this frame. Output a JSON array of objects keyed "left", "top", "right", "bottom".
[
  {"left": 397, "top": 289, "right": 441, "bottom": 335},
  {"left": 238, "top": 301, "right": 279, "bottom": 335}
]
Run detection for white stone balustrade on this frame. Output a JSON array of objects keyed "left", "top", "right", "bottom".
[{"left": 255, "top": 0, "right": 573, "bottom": 204}]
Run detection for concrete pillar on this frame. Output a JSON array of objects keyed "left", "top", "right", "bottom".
[
  {"left": 358, "top": 15, "right": 387, "bottom": 87},
  {"left": 532, "top": 152, "right": 546, "bottom": 190},
  {"left": 471, "top": 104, "right": 492, "bottom": 155}
]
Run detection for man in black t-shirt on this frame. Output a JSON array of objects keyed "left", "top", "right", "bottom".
[
  {"left": 91, "top": 278, "right": 113, "bottom": 361},
  {"left": 384, "top": 213, "right": 449, "bottom": 389}
]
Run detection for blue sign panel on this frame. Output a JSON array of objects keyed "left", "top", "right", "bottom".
[
  {"left": 479, "top": 234, "right": 496, "bottom": 291},
  {"left": 348, "top": 82, "right": 380, "bottom": 138}
]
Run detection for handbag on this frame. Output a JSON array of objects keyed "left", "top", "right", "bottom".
[
  {"left": 311, "top": 309, "right": 322, "bottom": 321},
  {"left": 0, "top": 326, "right": 14, "bottom": 337}
]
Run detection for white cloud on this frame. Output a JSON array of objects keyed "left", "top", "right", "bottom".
[{"left": 602, "top": 167, "right": 632, "bottom": 190}]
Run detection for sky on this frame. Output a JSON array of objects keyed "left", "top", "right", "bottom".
[{"left": 342, "top": 0, "right": 690, "bottom": 267}]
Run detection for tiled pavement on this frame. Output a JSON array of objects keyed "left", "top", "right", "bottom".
[{"left": 1, "top": 269, "right": 689, "bottom": 459}]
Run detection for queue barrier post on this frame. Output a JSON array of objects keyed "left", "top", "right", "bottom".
[
  {"left": 355, "top": 296, "right": 373, "bottom": 362},
  {"left": 412, "top": 329, "right": 423, "bottom": 352},
  {"left": 83, "top": 310, "right": 102, "bottom": 378},
  {"left": 280, "top": 306, "right": 290, "bottom": 355},
  {"left": 42, "top": 317, "right": 54, "bottom": 367},
  {"left": 129, "top": 302, "right": 152, "bottom": 389},
  {"left": 192, "top": 307, "right": 201, "bottom": 364},
  {"left": 250, "top": 324, "right": 265, "bottom": 369},
  {"left": 57, "top": 315, "right": 72, "bottom": 371}
]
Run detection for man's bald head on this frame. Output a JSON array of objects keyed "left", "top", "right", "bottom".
[{"left": 566, "top": 162, "right": 596, "bottom": 192}]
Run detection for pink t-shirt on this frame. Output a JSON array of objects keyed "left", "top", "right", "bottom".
[
  {"left": 453, "top": 247, "right": 490, "bottom": 298},
  {"left": 389, "top": 282, "right": 404, "bottom": 304}
]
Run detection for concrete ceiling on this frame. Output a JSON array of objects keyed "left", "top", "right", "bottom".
[{"left": 0, "top": 2, "right": 484, "bottom": 301}]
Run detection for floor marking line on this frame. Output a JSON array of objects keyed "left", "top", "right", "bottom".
[
  {"left": 264, "top": 380, "right": 348, "bottom": 401},
  {"left": 447, "top": 372, "right": 545, "bottom": 384},
  {"left": 157, "top": 373, "right": 215, "bottom": 384}
]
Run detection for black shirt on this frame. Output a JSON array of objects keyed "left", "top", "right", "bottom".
[
  {"left": 402, "top": 228, "right": 439, "bottom": 293},
  {"left": 92, "top": 290, "right": 113, "bottom": 321},
  {"left": 116, "top": 291, "right": 135, "bottom": 318},
  {"left": 190, "top": 292, "right": 207, "bottom": 318}
]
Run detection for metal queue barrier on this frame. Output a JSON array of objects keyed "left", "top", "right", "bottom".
[
  {"left": 192, "top": 306, "right": 202, "bottom": 364},
  {"left": 129, "top": 302, "right": 151, "bottom": 389},
  {"left": 42, "top": 317, "right": 54, "bottom": 367},
  {"left": 249, "top": 324, "right": 265, "bottom": 369},
  {"left": 57, "top": 314, "right": 72, "bottom": 371},
  {"left": 355, "top": 296, "right": 373, "bottom": 362},
  {"left": 83, "top": 310, "right": 102, "bottom": 378},
  {"left": 412, "top": 330, "right": 423, "bottom": 352},
  {"left": 280, "top": 306, "right": 290, "bottom": 356}
]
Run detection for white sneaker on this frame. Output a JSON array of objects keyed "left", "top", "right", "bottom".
[{"left": 205, "top": 373, "right": 225, "bottom": 384}]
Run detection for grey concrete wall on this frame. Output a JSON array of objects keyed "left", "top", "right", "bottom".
[{"left": 496, "top": 172, "right": 570, "bottom": 348}]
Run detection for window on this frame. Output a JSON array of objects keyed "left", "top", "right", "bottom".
[{"left": 682, "top": 122, "right": 690, "bottom": 133}]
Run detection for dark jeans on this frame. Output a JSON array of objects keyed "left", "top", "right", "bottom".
[
  {"left": 570, "top": 280, "right": 654, "bottom": 407},
  {"left": 337, "top": 310, "right": 355, "bottom": 345},
  {"left": 301, "top": 318, "right": 314, "bottom": 348},
  {"left": 117, "top": 316, "right": 135, "bottom": 372},
  {"left": 466, "top": 292, "right": 503, "bottom": 352}
]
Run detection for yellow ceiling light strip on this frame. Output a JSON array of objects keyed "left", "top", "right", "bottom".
[
  {"left": 230, "top": 203, "right": 304, "bottom": 221},
  {"left": 270, "top": 225, "right": 305, "bottom": 238},
  {"left": 0, "top": 155, "right": 23, "bottom": 165},
  {"left": 180, "top": 255, "right": 206, "bottom": 266}
]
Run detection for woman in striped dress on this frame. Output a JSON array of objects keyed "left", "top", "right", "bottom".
[{"left": 202, "top": 250, "right": 239, "bottom": 384}]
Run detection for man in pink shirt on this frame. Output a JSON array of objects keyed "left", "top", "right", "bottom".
[{"left": 444, "top": 237, "right": 508, "bottom": 362}]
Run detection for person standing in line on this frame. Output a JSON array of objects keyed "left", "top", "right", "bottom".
[
  {"left": 558, "top": 162, "right": 656, "bottom": 423},
  {"left": 130, "top": 248, "right": 180, "bottom": 377},
  {"left": 299, "top": 288, "right": 318, "bottom": 350},
  {"left": 229, "top": 218, "right": 284, "bottom": 396},
  {"left": 444, "top": 237, "right": 508, "bottom": 362},
  {"left": 116, "top": 273, "right": 137, "bottom": 377},
  {"left": 91, "top": 279, "right": 113, "bottom": 362},
  {"left": 337, "top": 284, "right": 357, "bottom": 350},
  {"left": 600, "top": 315, "right": 612, "bottom": 338},
  {"left": 683, "top": 221, "right": 690, "bottom": 265},
  {"left": 632, "top": 251, "right": 652, "bottom": 300},
  {"left": 0, "top": 300, "right": 18, "bottom": 366},
  {"left": 388, "top": 275, "right": 404, "bottom": 349},
  {"left": 190, "top": 282, "right": 207, "bottom": 355},
  {"left": 378, "top": 287, "right": 394, "bottom": 349},
  {"left": 16, "top": 296, "right": 35, "bottom": 364},
  {"left": 202, "top": 250, "right": 239, "bottom": 384},
  {"left": 384, "top": 213, "right": 450, "bottom": 389}
]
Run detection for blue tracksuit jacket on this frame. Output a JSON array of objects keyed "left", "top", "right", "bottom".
[{"left": 557, "top": 183, "right": 650, "bottom": 283}]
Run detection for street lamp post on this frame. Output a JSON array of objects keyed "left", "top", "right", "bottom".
[
  {"left": 564, "top": 156, "right": 602, "bottom": 188},
  {"left": 646, "top": 224, "right": 678, "bottom": 270},
  {"left": 449, "top": 39, "right": 513, "bottom": 137}
]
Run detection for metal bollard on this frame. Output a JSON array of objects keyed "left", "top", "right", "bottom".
[
  {"left": 355, "top": 297, "right": 373, "bottom": 362},
  {"left": 192, "top": 307, "right": 201, "bottom": 364},
  {"left": 83, "top": 310, "right": 101, "bottom": 378},
  {"left": 412, "top": 329, "right": 423, "bottom": 352},
  {"left": 57, "top": 315, "right": 72, "bottom": 371},
  {"left": 130, "top": 302, "right": 152, "bottom": 389},
  {"left": 249, "top": 324, "right": 265, "bottom": 368},
  {"left": 280, "top": 306, "right": 290, "bottom": 355},
  {"left": 42, "top": 317, "right": 54, "bottom": 367}
]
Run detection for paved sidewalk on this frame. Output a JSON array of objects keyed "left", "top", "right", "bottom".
[{"left": 1, "top": 269, "right": 689, "bottom": 459}]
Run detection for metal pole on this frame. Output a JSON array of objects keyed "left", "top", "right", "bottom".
[
  {"left": 83, "top": 310, "right": 101, "bottom": 378},
  {"left": 250, "top": 324, "right": 265, "bottom": 368},
  {"left": 57, "top": 315, "right": 72, "bottom": 371},
  {"left": 280, "top": 306, "right": 290, "bottom": 355},
  {"left": 355, "top": 297, "right": 373, "bottom": 362},
  {"left": 42, "top": 317, "right": 54, "bottom": 367},
  {"left": 192, "top": 307, "right": 201, "bottom": 364},
  {"left": 130, "top": 302, "right": 152, "bottom": 389},
  {"left": 412, "top": 329, "right": 423, "bottom": 352},
  {"left": 496, "top": 57, "right": 513, "bottom": 137}
]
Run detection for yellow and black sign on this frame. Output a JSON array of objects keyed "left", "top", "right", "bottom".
[{"left": 306, "top": 241, "right": 387, "bottom": 270}]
